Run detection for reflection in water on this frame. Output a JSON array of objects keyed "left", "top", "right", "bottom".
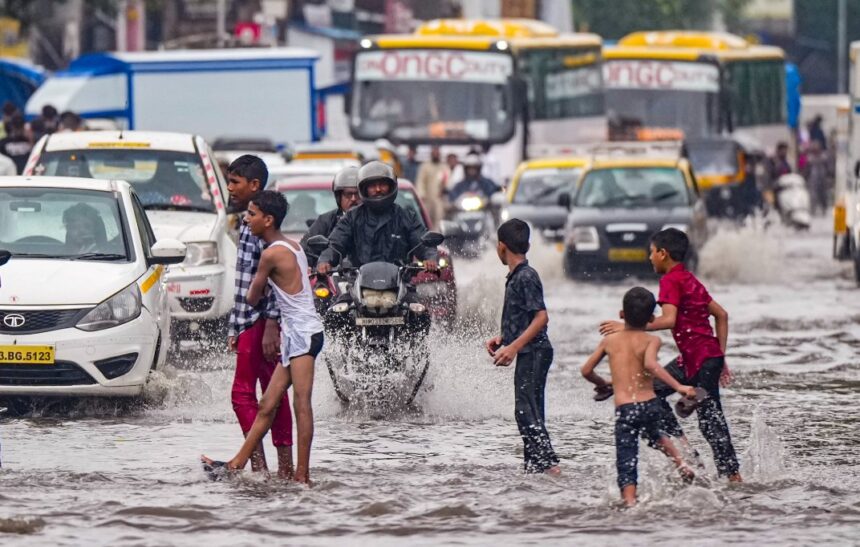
[{"left": 1, "top": 219, "right": 858, "bottom": 544}]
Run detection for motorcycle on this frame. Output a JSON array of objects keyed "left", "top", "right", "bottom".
[
  {"left": 306, "top": 231, "right": 444, "bottom": 408},
  {"left": 440, "top": 192, "right": 499, "bottom": 257},
  {"left": 776, "top": 174, "right": 812, "bottom": 230}
]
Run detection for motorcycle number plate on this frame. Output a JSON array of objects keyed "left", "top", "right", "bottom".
[{"left": 355, "top": 316, "right": 405, "bottom": 326}]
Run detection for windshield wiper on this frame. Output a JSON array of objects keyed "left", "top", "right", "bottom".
[
  {"left": 68, "top": 253, "right": 127, "bottom": 261},
  {"left": 652, "top": 189, "right": 680, "bottom": 202},
  {"left": 11, "top": 252, "right": 67, "bottom": 259},
  {"left": 143, "top": 204, "right": 213, "bottom": 213}
]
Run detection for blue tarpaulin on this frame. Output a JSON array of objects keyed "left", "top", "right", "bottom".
[
  {"left": 786, "top": 62, "right": 802, "bottom": 129},
  {"left": 0, "top": 58, "right": 45, "bottom": 111}
]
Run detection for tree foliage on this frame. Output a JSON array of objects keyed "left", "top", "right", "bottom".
[{"left": 571, "top": 0, "right": 751, "bottom": 39}]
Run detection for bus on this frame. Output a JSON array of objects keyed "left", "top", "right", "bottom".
[
  {"left": 348, "top": 19, "right": 606, "bottom": 180},
  {"left": 603, "top": 31, "right": 788, "bottom": 151}
]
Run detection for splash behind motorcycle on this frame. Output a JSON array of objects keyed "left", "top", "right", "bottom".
[{"left": 306, "top": 232, "right": 445, "bottom": 408}]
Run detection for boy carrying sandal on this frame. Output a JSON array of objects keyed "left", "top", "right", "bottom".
[{"left": 582, "top": 287, "right": 697, "bottom": 506}]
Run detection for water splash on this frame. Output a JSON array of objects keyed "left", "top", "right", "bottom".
[{"left": 740, "top": 406, "right": 787, "bottom": 482}]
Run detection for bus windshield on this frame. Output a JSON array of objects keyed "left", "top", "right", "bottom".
[
  {"left": 351, "top": 49, "right": 516, "bottom": 143},
  {"left": 603, "top": 60, "right": 720, "bottom": 140}
]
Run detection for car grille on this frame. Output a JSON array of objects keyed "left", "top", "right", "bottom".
[
  {"left": 0, "top": 309, "right": 87, "bottom": 335},
  {"left": 0, "top": 361, "right": 97, "bottom": 386},
  {"left": 178, "top": 297, "right": 215, "bottom": 313},
  {"left": 605, "top": 231, "right": 650, "bottom": 248}
]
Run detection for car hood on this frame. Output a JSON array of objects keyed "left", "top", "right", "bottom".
[
  {"left": 0, "top": 259, "right": 145, "bottom": 306},
  {"left": 144, "top": 210, "right": 217, "bottom": 243},
  {"left": 569, "top": 206, "right": 692, "bottom": 228},
  {"left": 506, "top": 204, "right": 569, "bottom": 229}
]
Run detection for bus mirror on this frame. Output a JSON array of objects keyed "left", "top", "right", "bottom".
[
  {"left": 854, "top": 160, "right": 860, "bottom": 179},
  {"left": 344, "top": 90, "right": 352, "bottom": 115}
]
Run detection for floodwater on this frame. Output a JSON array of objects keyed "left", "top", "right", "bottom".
[{"left": 1, "top": 218, "right": 859, "bottom": 546}]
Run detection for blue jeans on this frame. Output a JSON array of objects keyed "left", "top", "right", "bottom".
[
  {"left": 514, "top": 348, "right": 559, "bottom": 473},
  {"left": 615, "top": 398, "right": 667, "bottom": 489},
  {"left": 651, "top": 357, "right": 740, "bottom": 477}
]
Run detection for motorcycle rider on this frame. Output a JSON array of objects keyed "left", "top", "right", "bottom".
[
  {"left": 300, "top": 166, "right": 361, "bottom": 267},
  {"left": 317, "top": 161, "right": 439, "bottom": 274},
  {"left": 447, "top": 153, "right": 501, "bottom": 202}
]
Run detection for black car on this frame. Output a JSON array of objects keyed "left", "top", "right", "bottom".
[{"left": 562, "top": 158, "right": 708, "bottom": 278}]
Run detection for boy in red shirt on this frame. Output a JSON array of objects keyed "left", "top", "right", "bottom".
[{"left": 601, "top": 228, "right": 741, "bottom": 482}]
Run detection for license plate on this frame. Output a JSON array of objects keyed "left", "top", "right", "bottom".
[
  {"left": 355, "top": 316, "right": 405, "bottom": 326},
  {"left": 608, "top": 248, "right": 648, "bottom": 262},
  {"left": 0, "top": 345, "right": 55, "bottom": 364}
]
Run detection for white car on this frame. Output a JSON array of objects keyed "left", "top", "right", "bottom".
[
  {"left": 0, "top": 176, "right": 186, "bottom": 396},
  {"left": 25, "top": 131, "right": 236, "bottom": 346}
]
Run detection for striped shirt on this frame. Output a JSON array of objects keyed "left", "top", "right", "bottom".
[{"left": 227, "top": 222, "right": 279, "bottom": 337}]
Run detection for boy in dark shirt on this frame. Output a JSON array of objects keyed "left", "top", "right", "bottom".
[
  {"left": 600, "top": 228, "right": 742, "bottom": 482},
  {"left": 485, "top": 219, "right": 559, "bottom": 475}
]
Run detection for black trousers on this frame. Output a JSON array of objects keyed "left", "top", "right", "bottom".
[
  {"left": 514, "top": 347, "right": 559, "bottom": 473},
  {"left": 652, "top": 357, "right": 740, "bottom": 477}
]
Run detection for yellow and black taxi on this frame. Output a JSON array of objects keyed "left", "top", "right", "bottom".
[
  {"left": 501, "top": 155, "right": 589, "bottom": 247},
  {"left": 561, "top": 146, "right": 708, "bottom": 278}
]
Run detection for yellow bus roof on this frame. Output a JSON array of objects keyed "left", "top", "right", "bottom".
[
  {"left": 605, "top": 31, "right": 784, "bottom": 62},
  {"left": 371, "top": 19, "right": 601, "bottom": 51}
]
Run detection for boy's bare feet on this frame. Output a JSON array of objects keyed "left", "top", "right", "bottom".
[
  {"left": 728, "top": 473, "right": 743, "bottom": 483},
  {"left": 544, "top": 465, "right": 562, "bottom": 477},
  {"left": 276, "top": 446, "right": 294, "bottom": 480},
  {"left": 621, "top": 485, "right": 637, "bottom": 507},
  {"left": 249, "top": 442, "right": 267, "bottom": 472},
  {"left": 678, "top": 465, "right": 696, "bottom": 483}
]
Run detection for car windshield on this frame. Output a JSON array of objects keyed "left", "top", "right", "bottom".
[
  {"left": 279, "top": 187, "right": 426, "bottom": 233},
  {"left": 513, "top": 168, "right": 582, "bottom": 205},
  {"left": 0, "top": 187, "right": 129, "bottom": 260},
  {"left": 37, "top": 149, "right": 216, "bottom": 213},
  {"left": 575, "top": 167, "right": 689, "bottom": 208},
  {"left": 686, "top": 142, "right": 740, "bottom": 176}
]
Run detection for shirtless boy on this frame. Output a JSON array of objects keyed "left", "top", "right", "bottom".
[
  {"left": 581, "top": 287, "right": 696, "bottom": 506},
  {"left": 203, "top": 191, "right": 323, "bottom": 484}
]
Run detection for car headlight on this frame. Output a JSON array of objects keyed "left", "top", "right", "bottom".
[
  {"left": 661, "top": 224, "right": 688, "bottom": 233},
  {"left": 500, "top": 208, "right": 510, "bottom": 222},
  {"left": 183, "top": 242, "right": 219, "bottom": 267},
  {"left": 570, "top": 226, "right": 600, "bottom": 251},
  {"left": 76, "top": 283, "right": 142, "bottom": 331}
]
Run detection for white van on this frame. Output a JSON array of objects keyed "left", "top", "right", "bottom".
[{"left": 25, "top": 131, "right": 236, "bottom": 345}]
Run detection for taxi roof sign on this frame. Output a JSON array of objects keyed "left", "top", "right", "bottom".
[
  {"left": 87, "top": 142, "right": 151, "bottom": 149},
  {"left": 416, "top": 19, "right": 559, "bottom": 39}
]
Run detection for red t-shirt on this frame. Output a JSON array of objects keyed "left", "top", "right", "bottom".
[{"left": 658, "top": 264, "right": 724, "bottom": 378}]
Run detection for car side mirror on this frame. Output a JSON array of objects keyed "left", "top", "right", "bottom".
[
  {"left": 306, "top": 234, "right": 330, "bottom": 254},
  {"left": 854, "top": 160, "right": 860, "bottom": 179},
  {"left": 0, "top": 250, "right": 10, "bottom": 267},
  {"left": 558, "top": 192, "right": 572, "bottom": 210},
  {"left": 305, "top": 218, "right": 315, "bottom": 228},
  {"left": 149, "top": 239, "right": 186, "bottom": 265},
  {"left": 420, "top": 231, "right": 445, "bottom": 247}
]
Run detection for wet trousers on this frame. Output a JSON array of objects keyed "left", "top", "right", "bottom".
[
  {"left": 231, "top": 319, "right": 292, "bottom": 447},
  {"left": 514, "top": 348, "right": 559, "bottom": 473},
  {"left": 615, "top": 398, "right": 667, "bottom": 489},
  {"left": 653, "top": 357, "right": 739, "bottom": 476}
]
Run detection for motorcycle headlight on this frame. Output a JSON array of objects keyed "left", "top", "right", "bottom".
[
  {"left": 362, "top": 289, "right": 398, "bottom": 309},
  {"left": 76, "top": 283, "right": 142, "bottom": 331},
  {"left": 439, "top": 257, "right": 448, "bottom": 268},
  {"left": 500, "top": 208, "right": 510, "bottom": 222},
  {"left": 459, "top": 196, "right": 485, "bottom": 212},
  {"left": 331, "top": 302, "right": 349, "bottom": 313},
  {"left": 570, "top": 226, "right": 600, "bottom": 251},
  {"left": 661, "top": 224, "right": 688, "bottom": 233},
  {"left": 183, "top": 242, "right": 218, "bottom": 267}
]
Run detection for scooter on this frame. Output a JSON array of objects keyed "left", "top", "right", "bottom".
[
  {"left": 306, "top": 232, "right": 444, "bottom": 408},
  {"left": 440, "top": 192, "right": 499, "bottom": 257},
  {"left": 776, "top": 174, "right": 812, "bottom": 230}
]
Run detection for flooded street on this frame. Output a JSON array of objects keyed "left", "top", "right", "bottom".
[{"left": 1, "top": 219, "right": 859, "bottom": 546}]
